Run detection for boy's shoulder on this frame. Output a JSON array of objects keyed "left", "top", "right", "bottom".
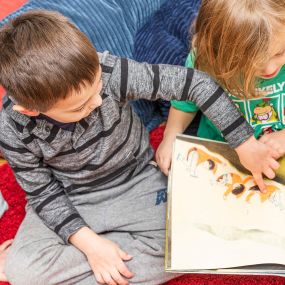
[
  {"left": 98, "top": 51, "right": 117, "bottom": 67},
  {"left": 0, "top": 99, "right": 15, "bottom": 131},
  {"left": 0, "top": 104, "right": 18, "bottom": 147},
  {"left": 0, "top": 97, "right": 31, "bottom": 141},
  {"left": 98, "top": 51, "right": 120, "bottom": 95}
]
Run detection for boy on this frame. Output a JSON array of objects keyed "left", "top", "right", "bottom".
[{"left": 0, "top": 10, "right": 279, "bottom": 285}]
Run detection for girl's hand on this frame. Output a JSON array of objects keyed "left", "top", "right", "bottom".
[{"left": 235, "top": 135, "right": 280, "bottom": 192}]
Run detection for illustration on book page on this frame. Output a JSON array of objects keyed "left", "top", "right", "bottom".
[{"left": 170, "top": 135, "right": 285, "bottom": 270}]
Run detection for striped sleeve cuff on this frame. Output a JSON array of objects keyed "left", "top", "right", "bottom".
[
  {"left": 55, "top": 214, "right": 88, "bottom": 244},
  {"left": 222, "top": 119, "right": 254, "bottom": 149}
]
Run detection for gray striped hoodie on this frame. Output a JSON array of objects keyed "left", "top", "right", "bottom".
[{"left": 0, "top": 52, "right": 253, "bottom": 243}]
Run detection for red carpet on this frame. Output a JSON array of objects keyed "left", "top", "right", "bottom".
[{"left": 0, "top": 1, "right": 285, "bottom": 284}]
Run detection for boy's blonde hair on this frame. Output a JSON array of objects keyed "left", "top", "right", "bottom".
[
  {"left": 192, "top": 0, "right": 285, "bottom": 99},
  {"left": 0, "top": 10, "right": 100, "bottom": 112}
]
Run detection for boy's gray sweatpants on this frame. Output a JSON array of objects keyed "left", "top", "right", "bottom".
[{"left": 5, "top": 165, "right": 180, "bottom": 285}]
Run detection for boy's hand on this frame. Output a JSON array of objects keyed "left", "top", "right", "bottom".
[
  {"left": 69, "top": 227, "right": 133, "bottom": 285},
  {"left": 235, "top": 135, "right": 280, "bottom": 192},
  {"left": 156, "top": 135, "right": 175, "bottom": 176},
  {"left": 259, "top": 130, "right": 285, "bottom": 158},
  {"left": 86, "top": 236, "right": 133, "bottom": 285}
]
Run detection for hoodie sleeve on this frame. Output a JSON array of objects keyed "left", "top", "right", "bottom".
[{"left": 103, "top": 54, "right": 253, "bottom": 148}]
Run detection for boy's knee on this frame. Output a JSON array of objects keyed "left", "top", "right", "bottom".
[{"left": 5, "top": 247, "right": 48, "bottom": 285}]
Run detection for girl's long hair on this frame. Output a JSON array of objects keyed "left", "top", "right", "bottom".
[{"left": 192, "top": 0, "right": 285, "bottom": 99}]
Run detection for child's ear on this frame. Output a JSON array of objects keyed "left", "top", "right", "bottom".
[{"left": 12, "top": 105, "right": 40, "bottom": 116}]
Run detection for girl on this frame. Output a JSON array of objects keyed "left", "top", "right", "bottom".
[{"left": 156, "top": 0, "right": 285, "bottom": 177}]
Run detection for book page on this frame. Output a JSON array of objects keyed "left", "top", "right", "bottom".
[{"left": 170, "top": 135, "right": 285, "bottom": 270}]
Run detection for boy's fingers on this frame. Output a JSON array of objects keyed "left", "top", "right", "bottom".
[
  {"left": 269, "top": 143, "right": 284, "bottom": 158},
  {"left": 94, "top": 272, "right": 105, "bottom": 284},
  {"left": 117, "top": 261, "right": 134, "bottom": 279},
  {"left": 259, "top": 137, "right": 284, "bottom": 157},
  {"left": 118, "top": 249, "right": 132, "bottom": 261},
  {"left": 0, "top": 239, "right": 13, "bottom": 251},
  {"left": 111, "top": 268, "right": 129, "bottom": 285},
  {"left": 269, "top": 158, "right": 280, "bottom": 170},
  {"left": 253, "top": 173, "right": 266, "bottom": 193},
  {"left": 263, "top": 167, "right": 276, "bottom": 180},
  {"left": 102, "top": 271, "right": 117, "bottom": 285},
  {"left": 269, "top": 149, "right": 280, "bottom": 160}
]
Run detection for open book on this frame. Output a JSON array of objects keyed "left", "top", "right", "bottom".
[{"left": 165, "top": 134, "right": 285, "bottom": 276}]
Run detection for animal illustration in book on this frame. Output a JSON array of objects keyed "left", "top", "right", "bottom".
[
  {"left": 186, "top": 147, "right": 222, "bottom": 177},
  {"left": 216, "top": 173, "right": 279, "bottom": 203},
  {"left": 246, "top": 184, "right": 279, "bottom": 203},
  {"left": 216, "top": 173, "right": 253, "bottom": 198},
  {"left": 185, "top": 145, "right": 281, "bottom": 204}
]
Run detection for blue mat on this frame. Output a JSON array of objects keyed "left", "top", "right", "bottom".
[
  {"left": 0, "top": 0, "right": 167, "bottom": 58},
  {"left": 132, "top": 0, "right": 201, "bottom": 130}
]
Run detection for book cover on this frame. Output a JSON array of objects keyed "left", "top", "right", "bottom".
[{"left": 165, "top": 134, "right": 285, "bottom": 276}]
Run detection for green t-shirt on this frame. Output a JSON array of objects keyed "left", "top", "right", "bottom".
[{"left": 172, "top": 52, "right": 285, "bottom": 141}]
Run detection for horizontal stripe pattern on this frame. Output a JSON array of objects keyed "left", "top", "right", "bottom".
[
  {"left": 199, "top": 87, "right": 224, "bottom": 112},
  {"left": 222, "top": 116, "right": 246, "bottom": 137},
  {"left": 0, "top": 140, "right": 30, "bottom": 154}
]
